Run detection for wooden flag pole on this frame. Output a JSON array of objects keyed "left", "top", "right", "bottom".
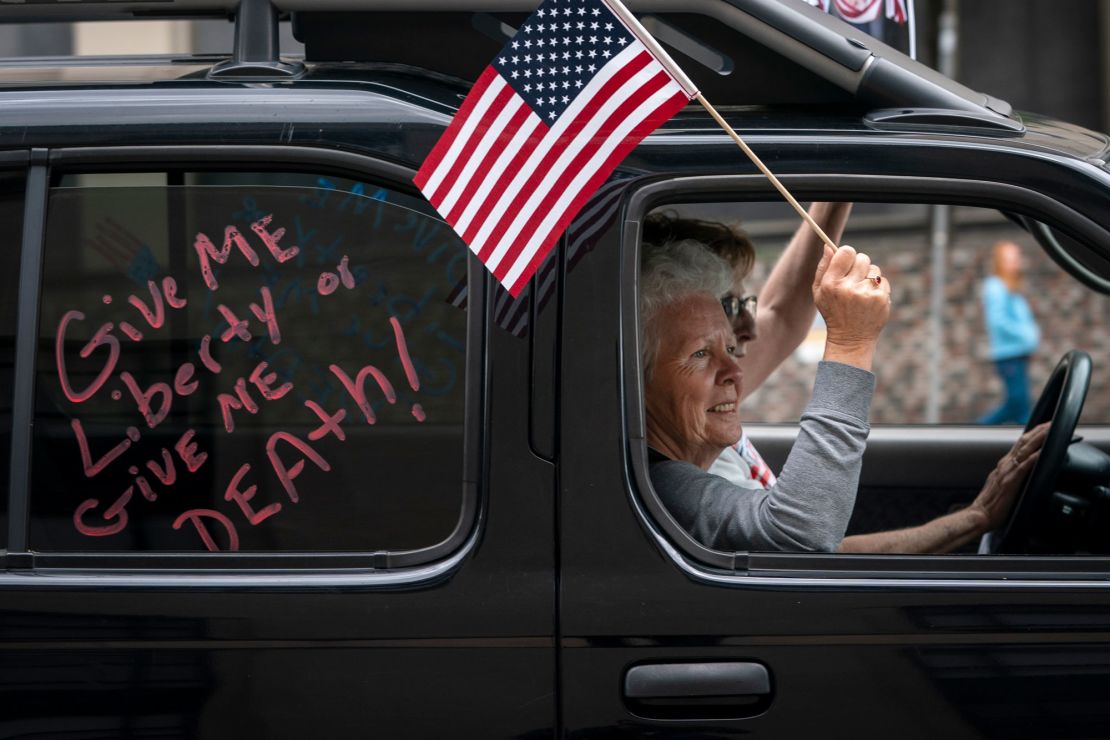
[
  {"left": 695, "top": 93, "right": 839, "bottom": 251},
  {"left": 602, "top": 0, "right": 838, "bottom": 251}
]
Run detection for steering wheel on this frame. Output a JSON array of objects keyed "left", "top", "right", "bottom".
[{"left": 990, "top": 350, "right": 1091, "bottom": 554}]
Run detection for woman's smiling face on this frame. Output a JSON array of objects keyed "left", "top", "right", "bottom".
[{"left": 645, "top": 293, "right": 745, "bottom": 469}]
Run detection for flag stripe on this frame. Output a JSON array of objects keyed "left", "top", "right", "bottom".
[
  {"left": 440, "top": 99, "right": 532, "bottom": 223},
  {"left": 465, "top": 44, "right": 648, "bottom": 256},
  {"left": 418, "top": 72, "right": 507, "bottom": 199},
  {"left": 490, "top": 68, "right": 676, "bottom": 280},
  {"left": 431, "top": 83, "right": 520, "bottom": 214},
  {"left": 474, "top": 48, "right": 653, "bottom": 263},
  {"left": 478, "top": 57, "right": 657, "bottom": 271},
  {"left": 505, "top": 86, "right": 687, "bottom": 293},
  {"left": 481, "top": 53, "right": 663, "bottom": 269},
  {"left": 453, "top": 113, "right": 546, "bottom": 241},
  {"left": 509, "top": 90, "right": 688, "bottom": 294},
  {"left": 414, "top": 65, "right": 499, "bottom": 191}
]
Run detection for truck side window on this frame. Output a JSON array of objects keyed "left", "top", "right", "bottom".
[
  {"left": 31, "top": 173, "right": 471, "bottom": 555},
  {"left": 636, "top": 198, "right": 1110, "bottom": 562}
]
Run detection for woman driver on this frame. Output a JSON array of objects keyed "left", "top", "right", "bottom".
[{"left": 641, "top": 239, "right": 1048, "bottom": 553}]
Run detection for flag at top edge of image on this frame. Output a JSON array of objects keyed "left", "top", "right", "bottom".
[
  {"left": 804, "top": 0, "right": 916, "bottom": 59},
  {"left": 414, "top": 0, "right": 697, "bottom": 297}
]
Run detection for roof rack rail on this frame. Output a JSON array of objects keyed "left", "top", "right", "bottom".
[
  {"left": 865, "top": 108, "right": 1025, "bottom": 135},
  {"left": 208, "top": 0, "right": 302, "bottom": 79},
  {"left": 0, "top": 0, "right": 1016, "bottom": 127},
  {"left": 285, "top": 0, "right": 1015, "bottom": 125}
]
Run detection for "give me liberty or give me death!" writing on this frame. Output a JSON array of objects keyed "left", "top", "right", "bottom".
[{"left": 57, "top": 213, "right": 427, "bottom": 551}]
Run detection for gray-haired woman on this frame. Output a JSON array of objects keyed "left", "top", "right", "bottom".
[
  {"left": 643, "top": 238, "right": 888, "bottom": 551},
  {"left": 642, "top": 239, "right": 1048, "bottom": 554}
]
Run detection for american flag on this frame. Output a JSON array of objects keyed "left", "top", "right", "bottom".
[
  {"left": 414, "top": 0, "right": 696, "bottom": 297},
  {"left": 498, "top": 177, "right": 626, "bottom": 336},
  {"left": 444, "top": 249, "right": 557, "bottom": 339},
  {"left": 444, "top": 175, "right": 632, "bottom": 339}
]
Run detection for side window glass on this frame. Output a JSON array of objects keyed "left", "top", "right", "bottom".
[
  {"left": 33, "top": 173, "right": 470, "bottom": 555},
  {"left": 697, "top": 203, "right": 1110, "bottom": 426},
  {"left": 0, "top": 172, "right": 24, "bottom": 546},
  {"left": 636, "top": 199, "right": 1110, "bottom": 563}
]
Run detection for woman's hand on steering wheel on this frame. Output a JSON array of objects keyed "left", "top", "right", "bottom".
[
  {"left": 992, "top": 351, "right": 1092, "bottom": 553},
  {"left": 971, "top": 422, "right": 1050, "bottom": 532}
]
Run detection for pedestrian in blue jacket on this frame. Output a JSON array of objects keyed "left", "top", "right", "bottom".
[{"left": 977, "top": 240, "right": 1040, "bottom": 424}]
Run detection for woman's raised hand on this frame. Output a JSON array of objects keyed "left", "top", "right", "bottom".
[{"left": 813, "top": 245, "right": 892, "bottom": 370}]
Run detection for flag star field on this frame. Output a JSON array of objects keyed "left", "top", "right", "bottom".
[
  {"left": 491, "top": 2, "right": 633, "bottom": 122},
  {"left": 414, "top": 0, "right": 694, "bottom": 296}
]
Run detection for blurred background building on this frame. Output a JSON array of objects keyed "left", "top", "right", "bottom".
[
  {"left": 917, "top": 0, "right": 1108, "bottom": 133},
  {"left": 0, "top": 15, "right": 299, "bottom": 60},
  {"left": 748, "top": 0, "right": 1110, "bottom": 425}
]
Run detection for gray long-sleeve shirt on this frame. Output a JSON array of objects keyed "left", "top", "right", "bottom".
[{"left": 650, "top": 361, "right": 875, "bottom": 552}]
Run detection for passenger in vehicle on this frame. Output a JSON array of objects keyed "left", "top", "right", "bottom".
[
  {"left": 644, "top": 205, "right": 852, "bottom": 487},
  {"left": 643, "top": 237, "right": 886, "bottom": 551},
  {"left": 644, "top": 204, "right": 853, "bottom": 396},
  {"left": 641, "top": 239, "right": 1049, "bottom": 553}
]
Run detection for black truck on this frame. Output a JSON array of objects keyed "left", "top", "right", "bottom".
[{"left": 1, "top": 1, "right": 1109, "bottom": 737}]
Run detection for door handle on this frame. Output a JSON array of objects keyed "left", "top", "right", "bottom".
[
  {"left": 623, "top": 662, "right": 772, "bottom": 720},
  {"left": 625, "top": 662, "right": 770, "bottom": 699}
]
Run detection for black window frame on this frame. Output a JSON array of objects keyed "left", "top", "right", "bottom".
[
  {"left": 0, "top": 149, "right": 32, "bottom": 557},
  {"left": 621, "top": 172, "right": 1110, "bottom": 581},
  {"left": 7, "top": 145, "right": 485, "bottom": 575}
]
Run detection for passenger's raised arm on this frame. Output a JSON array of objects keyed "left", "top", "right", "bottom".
[
  {"left": 813, "top": 245, "right": 892, "bottom": 371},
  {"left": 741, "top": 202, "right": 853, "bottom": 397}
]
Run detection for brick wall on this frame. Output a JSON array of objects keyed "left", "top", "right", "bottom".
[{"left": 741, "top": 215, "right": 1110, "bottom": 425}]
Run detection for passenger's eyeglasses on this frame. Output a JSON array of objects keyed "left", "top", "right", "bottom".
[{"left": 721, "top": 294, "right": 757, "bottom": 319}]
